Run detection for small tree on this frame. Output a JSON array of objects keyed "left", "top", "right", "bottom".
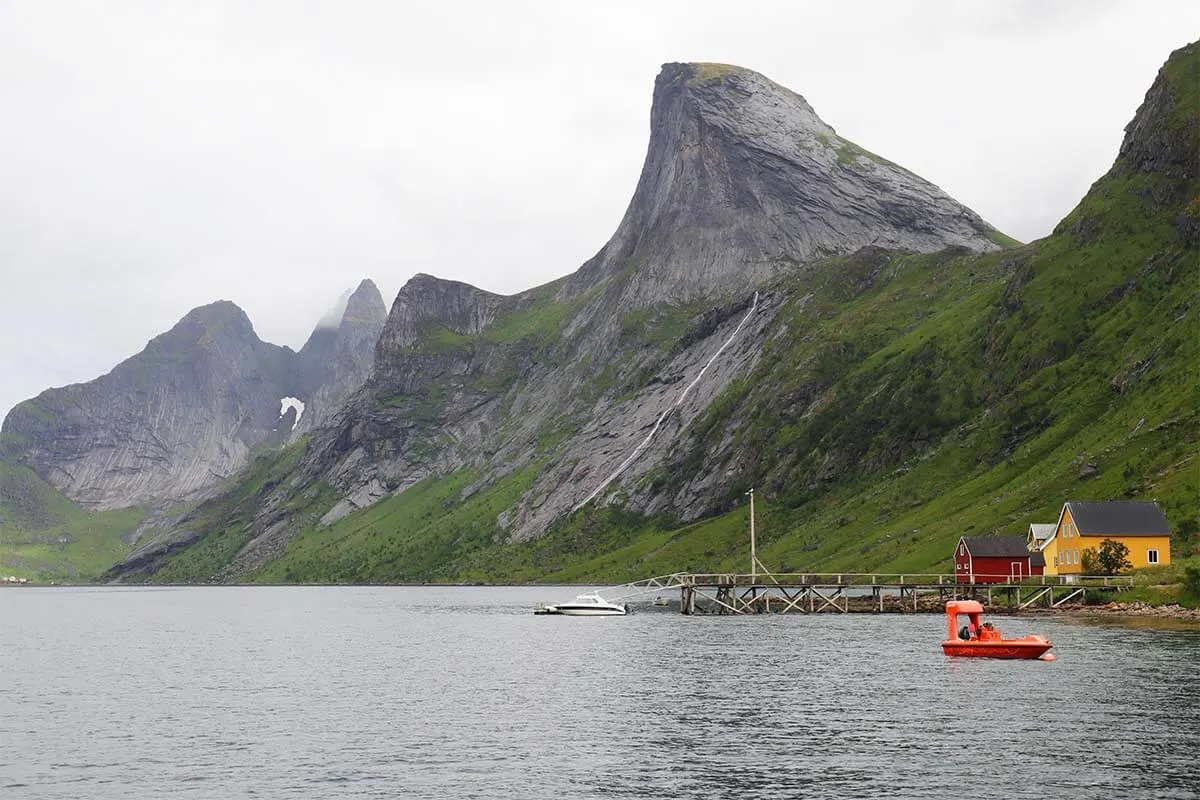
[
  {"left": 1183, "top": 566, "right": 1200, "bottom": 600},
  {"left": 1095, "top": 538, "right": 1132, "bottom": 575},
  {"left": 1081, "top": 548, "right": 1099, "bottom": 575}
]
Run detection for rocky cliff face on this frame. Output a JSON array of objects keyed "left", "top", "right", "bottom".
[
  {"left": 306, "top": 63, "right": 1008, "bottom": 535},
  {"left": 1, "top": 302, "right": 295, "bottom": 509},
  {"left": 562, "top": 62, "right": 1005, "bottom": 309},
  {"left": 375, "top": 274, "right": 508, "bottom": 354},
  {"left": 1, "top": 281, "right": 386, "bottom": 511},
  {"left": 293, "top": 279, "right": 388, "bottom": 436},
  {"left": 1114, "top": 43, "right": 1198, "bottom": 183},
  {"left": 131, "top": 61, "right": 1023, "bottom": 579}
]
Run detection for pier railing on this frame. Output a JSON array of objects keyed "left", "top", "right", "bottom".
[
  {"left": 683, "top": 572, "right": 1134, "bottom": 588},
  {"left": 665, "top": 571, "right": 1134, "bottom": 615}
]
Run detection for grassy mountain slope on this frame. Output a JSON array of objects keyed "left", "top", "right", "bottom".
[
  {"left": 141, "top": 160, "right": 1195, "bottom": 586},
  {"left": 0, "top": 462, "right": 144, "bottom": 580},
  {"left": 122, "top": 42, "right": 1199, "bottom": 586}
]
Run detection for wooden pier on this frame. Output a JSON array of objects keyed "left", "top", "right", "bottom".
[{"left": 614, "top": 572, "right": 1134, "bottom": 615}]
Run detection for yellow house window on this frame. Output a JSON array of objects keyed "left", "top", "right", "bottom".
[{"left": 1148, "top": 549, "right": 1159, "bottom": 564}]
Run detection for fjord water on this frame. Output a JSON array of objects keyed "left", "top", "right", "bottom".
[{"left": 2, "top": 588, "right": 1198, "bottom": 799}]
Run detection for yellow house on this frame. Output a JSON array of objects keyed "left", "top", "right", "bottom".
[{"left": 1052, "top": 501, "right": 1172, "bottom": 575}]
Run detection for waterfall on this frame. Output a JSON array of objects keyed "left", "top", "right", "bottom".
[{"left": 573, "top": 291, "right": 759, "bottom": 512}]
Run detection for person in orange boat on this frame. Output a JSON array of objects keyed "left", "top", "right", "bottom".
[{"left": 941, "top": 599, "right": 1054, "bottom": 659}]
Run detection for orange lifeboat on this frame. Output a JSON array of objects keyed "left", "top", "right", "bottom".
[{"left": 941, "top": 600, "right": 1054, "bottom": 660}]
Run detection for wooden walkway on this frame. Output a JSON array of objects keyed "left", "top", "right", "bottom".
[{"left": 660, "top": 572, "right": 1134, "bottom": 615}]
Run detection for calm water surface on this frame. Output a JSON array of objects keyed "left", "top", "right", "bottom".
[{"left": 2, "top": 587, "right": 1198, "bottom": 799}]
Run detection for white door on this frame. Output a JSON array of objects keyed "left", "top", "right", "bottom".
[{"left": 1010, "top": 561, "right": 1023, "bottom": 581}]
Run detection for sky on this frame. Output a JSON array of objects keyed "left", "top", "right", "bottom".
[{"left": 1, "top": 1, "right": 1197, "bottom": 421}]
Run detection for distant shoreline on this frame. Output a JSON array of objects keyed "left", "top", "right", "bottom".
[
  {"left": 1017, "top": 602, "right": 1200, "bottom": 628},
  {"left": 8, "top": 582, "right": 1200, "bottom": 626}
]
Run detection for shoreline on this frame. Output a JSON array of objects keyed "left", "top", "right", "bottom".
[
  {"left": 1015, "top": 601, "right": 1200, "bottom": 628},
  {"left": 8, "top": 582, "right": 1200, "bottom": 623}
]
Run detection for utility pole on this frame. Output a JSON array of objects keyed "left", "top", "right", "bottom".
[{"left": 747, "top": 488, "right": 756, "bottom": 580}]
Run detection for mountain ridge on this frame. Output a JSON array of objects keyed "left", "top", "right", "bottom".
[
  {"left": 165, "top": 58, "right": 1025, "bottom": 576},
  {"left": 117, "top": 43, "right": 1197, "bottom": 584},
  {"left": 102, "top": 57, "right": 1049, "bottom": 580},
  {"left": 562, "top": 61, "right": 1008, "bottom": 308},
  {"left": 0, "top": 280, "right": 386, "bottom": 517},
  {"left": 5, "top": 44, "right": 1195, "bottom": 584}
]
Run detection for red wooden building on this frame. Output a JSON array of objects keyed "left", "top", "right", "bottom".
[{"left": 954, "top": 536, "right": 1046, "bottom": 584}]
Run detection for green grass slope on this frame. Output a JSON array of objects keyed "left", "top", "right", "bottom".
[{"left": 0, "top": 462, "right": 144, "bottom": 581}]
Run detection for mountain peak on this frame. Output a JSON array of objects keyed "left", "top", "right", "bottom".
[
  {"left": 178, "top": 299, "right": 253, "bottom": 329},
  {"left": 343, "top": 279, "right": 386, "bottom": 326},
  {"left": 152, "top": 300, "right": 258, "bottom": 353},
  {"left": 2, "top": 298, "right": 293, "bottom": 509},
  {"left": 562, "top": 61, "right": 1006, "bottom": 305},
  {"left": 1114, "top": 41, "right": 1198, "bottom": 181},
  {"left": 293, "top": 279, "right": 389, "bottom": 433},
  {"left": 661, "top": 61, "right": 834, "bottom": 141},
  {"left": 377, "top": 273, "right": 505, "bottom": 354}
]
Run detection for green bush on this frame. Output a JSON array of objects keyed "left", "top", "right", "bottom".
[{"left": 1183, "top": 566, "right": 1200, "bottom": 600}]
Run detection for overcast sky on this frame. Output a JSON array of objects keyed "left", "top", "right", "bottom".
[{"left": 1, "top": 1, "right": 1197, "bottom": 421}]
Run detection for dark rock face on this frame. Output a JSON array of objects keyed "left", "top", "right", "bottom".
[
  {"left": 1, "top": 281, "right": 387, "bottom": 511},
  {"left": 563, "top": 62, "right": 1005, "bottom": 307},
  {"left": 293, "top": 279, "right": 388, "bottom": 435},
  {"left": 374, "top": 274, "right": 507, "bottom": 359},
  {"left": 1116, "top": 42, "right": 1198, "bottom": 182},
  {"left": 1, "top": 302, "right": 296, "bottom": 509}
]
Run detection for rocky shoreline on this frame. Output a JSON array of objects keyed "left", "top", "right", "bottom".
[
  {"left": 1056, "top": 601, "right": 1200, "bottom": 621},
  {"left": 1012, "top": 600, "right": 1200, "bottom": 626}
]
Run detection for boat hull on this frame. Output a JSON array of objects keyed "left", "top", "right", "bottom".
[
  {"left": 941, "top": 637, "right": 1053, "bottom": 660},
  {"left": 553, "top": 607, "right": 627, "bottom": 616}
]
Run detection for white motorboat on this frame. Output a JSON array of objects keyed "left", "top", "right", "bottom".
[{"left": 542, "top": 592, "right": 627, "bottom": 616}]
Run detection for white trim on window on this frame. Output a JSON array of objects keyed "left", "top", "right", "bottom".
[{"left": 1147, "top": 549, "right": 1159, "bottom": 564}]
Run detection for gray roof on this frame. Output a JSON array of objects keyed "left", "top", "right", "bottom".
[
  {"left": 962, "top": 536, "right": 1033, "bottom": 558},
  {"left": 1066, "top": 501, "right": 1171, "bottom": 537},
  {"left": 1028, "top": 523, "right": 1056, "bottom": 542}
]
